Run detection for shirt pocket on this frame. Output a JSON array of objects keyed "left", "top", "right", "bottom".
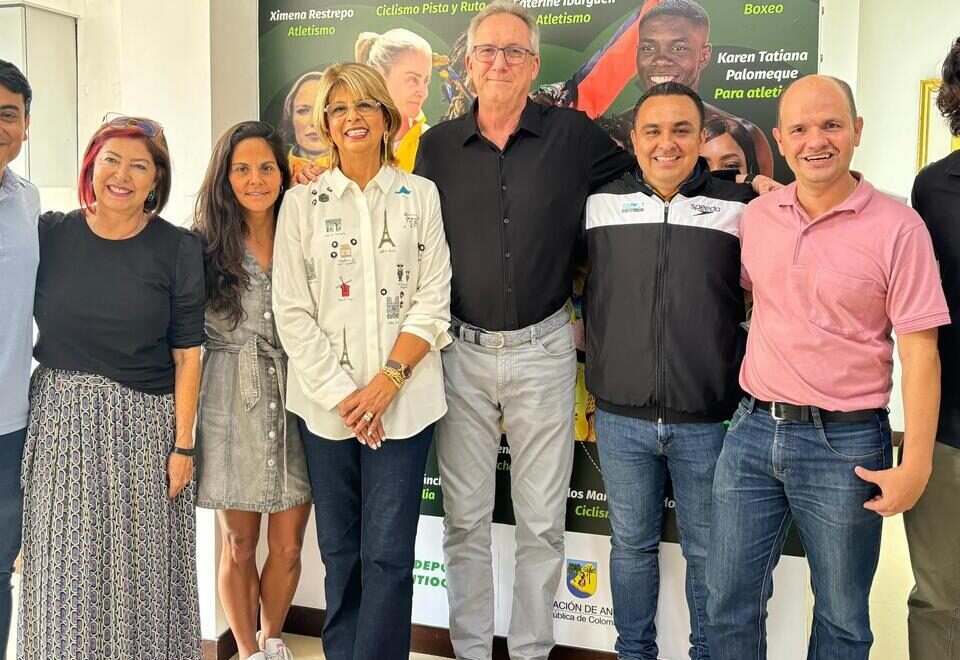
[{"left": 807, "top": 267, "right": 884, "bottom": 339}]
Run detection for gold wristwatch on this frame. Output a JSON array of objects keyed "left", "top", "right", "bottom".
[{"left": 381, "top": 360, "right": 413, "bottom": 390}]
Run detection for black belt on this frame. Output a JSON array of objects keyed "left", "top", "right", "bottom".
[{"left": 755, "top": 400, "right": 880, "bottom": 423}]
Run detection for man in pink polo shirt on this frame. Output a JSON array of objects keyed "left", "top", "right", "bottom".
[{"left": 705, "top": 75, "right": 949, "bottom": 660}]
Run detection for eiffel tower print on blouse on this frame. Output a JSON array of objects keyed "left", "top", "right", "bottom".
[
  {"left": 338, "top": 326, "right": 353, "bottom": 369},
  {"left": 378, "top": 210, "right": 395, "bottom": 249}
]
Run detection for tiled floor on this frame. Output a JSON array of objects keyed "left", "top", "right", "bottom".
[
  {"left": 228, "top": 634, "right": 444, "bottom": 660},
  {"left": 4, "top": 576, "right": 441, "bottom": 660}
]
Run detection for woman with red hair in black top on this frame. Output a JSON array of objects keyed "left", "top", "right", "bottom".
[{"left": 19, "top": 114, "right": 205, "bottom": 659}]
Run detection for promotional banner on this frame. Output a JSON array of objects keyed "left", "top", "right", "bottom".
[{"left": 260, "top": 1, "right": 819, "bottom": 656}]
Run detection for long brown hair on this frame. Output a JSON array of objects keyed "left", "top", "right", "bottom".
[{"left": 193, "top": 121, "right": 291, "bottom": 329}]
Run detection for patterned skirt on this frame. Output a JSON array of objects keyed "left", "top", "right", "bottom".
[{"left": 17, "top": 368, "right": 201, "bottom": 659}]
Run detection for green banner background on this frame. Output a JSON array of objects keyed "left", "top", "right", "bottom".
[{"left": 259, "top": 0, "right": 819, "bottom": 558}]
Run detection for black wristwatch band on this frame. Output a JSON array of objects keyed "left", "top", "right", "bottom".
[{"left": 171, "top": 445, "right": 195, "bottom": 457}]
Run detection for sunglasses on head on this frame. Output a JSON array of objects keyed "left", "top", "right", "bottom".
[{"left": 101, "top": 113, "right": 164, "bottom": 137}]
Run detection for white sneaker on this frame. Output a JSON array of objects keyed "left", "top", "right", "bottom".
[
  {"left": 263, "top": 636, "right": 293, "bottom": 660},
  {"left": 246, "top": 653, "right": 268, "bottom": 660}
]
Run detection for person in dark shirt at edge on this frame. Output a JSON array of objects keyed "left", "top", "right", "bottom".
[
  {"left": 584, "top": 81, "right": 777, "bottom": 660},
  {"left": 19, "top": 115, "right": 206, "bottom": 659},
  {"left": 412, "top": 2, "right": 634, "bottom": 658},
  {"left": 907, "top": 34, "right": 960, "bottom": 660}
]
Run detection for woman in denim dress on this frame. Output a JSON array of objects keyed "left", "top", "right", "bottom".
[{"left": 194, "top": 121, "right": 312, "bottom": 660}]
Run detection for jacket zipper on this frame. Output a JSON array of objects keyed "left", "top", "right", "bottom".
[{"left": 655, "top": 201, "right": 669, "bottom": 424}]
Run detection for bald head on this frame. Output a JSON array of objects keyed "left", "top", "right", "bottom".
[
  {"left": 772, "top": 73, "right": 863, "bottom": 193},
  {"left": 777, "top": 75, "right": 858, "bottom": 127}
]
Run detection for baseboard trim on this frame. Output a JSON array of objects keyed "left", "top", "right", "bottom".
[
  {"left": 283, "top": 605, "right": 616, "bottom": 659},
  {"left": 200, "top": 627, "right": 238, "bottom": 660}
]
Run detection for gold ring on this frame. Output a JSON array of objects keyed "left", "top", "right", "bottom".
[{"left": 362, "top": 411, "right": 374, "bottom": 423}]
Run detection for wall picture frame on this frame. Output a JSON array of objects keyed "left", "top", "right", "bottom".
[{"left": 918, "top": 78, "right": 960, "bottom": 171}]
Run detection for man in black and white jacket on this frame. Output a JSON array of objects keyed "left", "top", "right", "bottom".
[{"left": 584, "top": 81, "right": 777, "bottom": 660}]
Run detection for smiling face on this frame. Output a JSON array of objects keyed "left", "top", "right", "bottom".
[
  {"left": 701, "top": 131, "right": 747, "bottom": 174},
  {"left": 0, "top": 83, "right": 29, "bottom": 173},
  {"left": 228, "top": 137, "right": 282, "bottom": 217},
  {"left": 382, "top": 49, "right": 431, "bottom": 120},
  {"left": 325, "top": 85, "right": 387, "bottom": 168},
  {"left": 635, "top": 15, "right": 712, "bottom": 92},
  {"left": 91, "top": 137, "right": 157, "bottom": 214},
  {"left": 773, "top": 76, "right": 862, "bottom": 192},
  {"left": 631, "top": 93, "right": 703, "bottom": 198},
  {"left": 292, "top": 78, "right": 324, "bottom": 157},
  {"left": 466, "top": 13, "right": 541, "bottom": 108}
]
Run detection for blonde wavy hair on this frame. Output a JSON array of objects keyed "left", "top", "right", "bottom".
[{"left": 313, "top": 62, "right": 403, "bottom": 170}]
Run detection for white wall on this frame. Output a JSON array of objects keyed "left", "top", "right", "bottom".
[
  {"left": 856, "top": 1, "right": 958, "bottom": 199},
  {"left": 115, "top": 2, "right": 213, "bottom": 226},
  {"left": 819, "top": 0, "right": 860, "bottom": 92}
]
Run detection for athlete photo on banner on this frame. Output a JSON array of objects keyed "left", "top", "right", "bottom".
[{"left": 259, "top": 1, "right": 819, "bottom": 654}]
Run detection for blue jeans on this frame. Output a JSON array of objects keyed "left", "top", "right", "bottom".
[
  {"left": 300, "top": 421, "right": 433, "bottom": 660},
  {"left": 706, "top": 398, "right": 892, "bottom": 660},
  {"left": 595, "top": 410, "right": 726, "bottom": 660},
  {"left": 0, "top": 427, "right": 26, "bottom": 654}
]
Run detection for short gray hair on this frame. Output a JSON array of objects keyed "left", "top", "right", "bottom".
[{"left": 466, "top": 1, "right": 540, "bottom": 56}]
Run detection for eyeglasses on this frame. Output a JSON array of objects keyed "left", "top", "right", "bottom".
[
  {"left": 101, "top": 113, "right": 164, "bottom": 137},
  {"left": 472, "top": 45, "right": 536, "bottom": 65},
  {"left": 324, "top": 99, "right": 383, "bottom": 120}
]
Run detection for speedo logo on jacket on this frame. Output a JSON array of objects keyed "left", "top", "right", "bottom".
[{"left": 583, "top": 163, "right": 755, "bottom": 423}]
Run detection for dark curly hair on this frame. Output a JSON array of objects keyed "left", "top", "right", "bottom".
[
  {"left": 193, "top": 121, "right": 291, "bottom": 329},
  {"left": 938, "top": 36, "right": 960, "bottom": 137}
]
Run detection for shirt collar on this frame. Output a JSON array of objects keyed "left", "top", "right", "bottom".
[
  {"left": 460, "top": 97, "right": 543, "bottom": 145},
  {"left": 326, "top": 164, "right": 398, "bottom": 198},
  {"left": 0, "top": 166, "right": 26, "bottom": 194},
  {"left": 777, "top": 171, "right": 874, "bottom": 218},
  {"left": 370, "top": 164, "right": 398, "bottom": 193}
]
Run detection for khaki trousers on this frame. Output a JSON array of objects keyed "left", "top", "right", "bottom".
[{"left": 905, "top": 441, "right": 960, "bottom": 660}]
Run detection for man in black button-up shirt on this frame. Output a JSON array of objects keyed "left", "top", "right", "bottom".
[
  {"left": 905, "top": 35, "right": 960, "bottom": 660},
  {"left": 414, "top": 3, "right": 632, "bottom": 659},
  {"left": 416, "top": 88, "right": 631, "bottom": 331}
]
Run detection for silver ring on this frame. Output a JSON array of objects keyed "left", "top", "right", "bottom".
[{"left": 362, "top": 411, "right": 374, "bottom": 423}]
